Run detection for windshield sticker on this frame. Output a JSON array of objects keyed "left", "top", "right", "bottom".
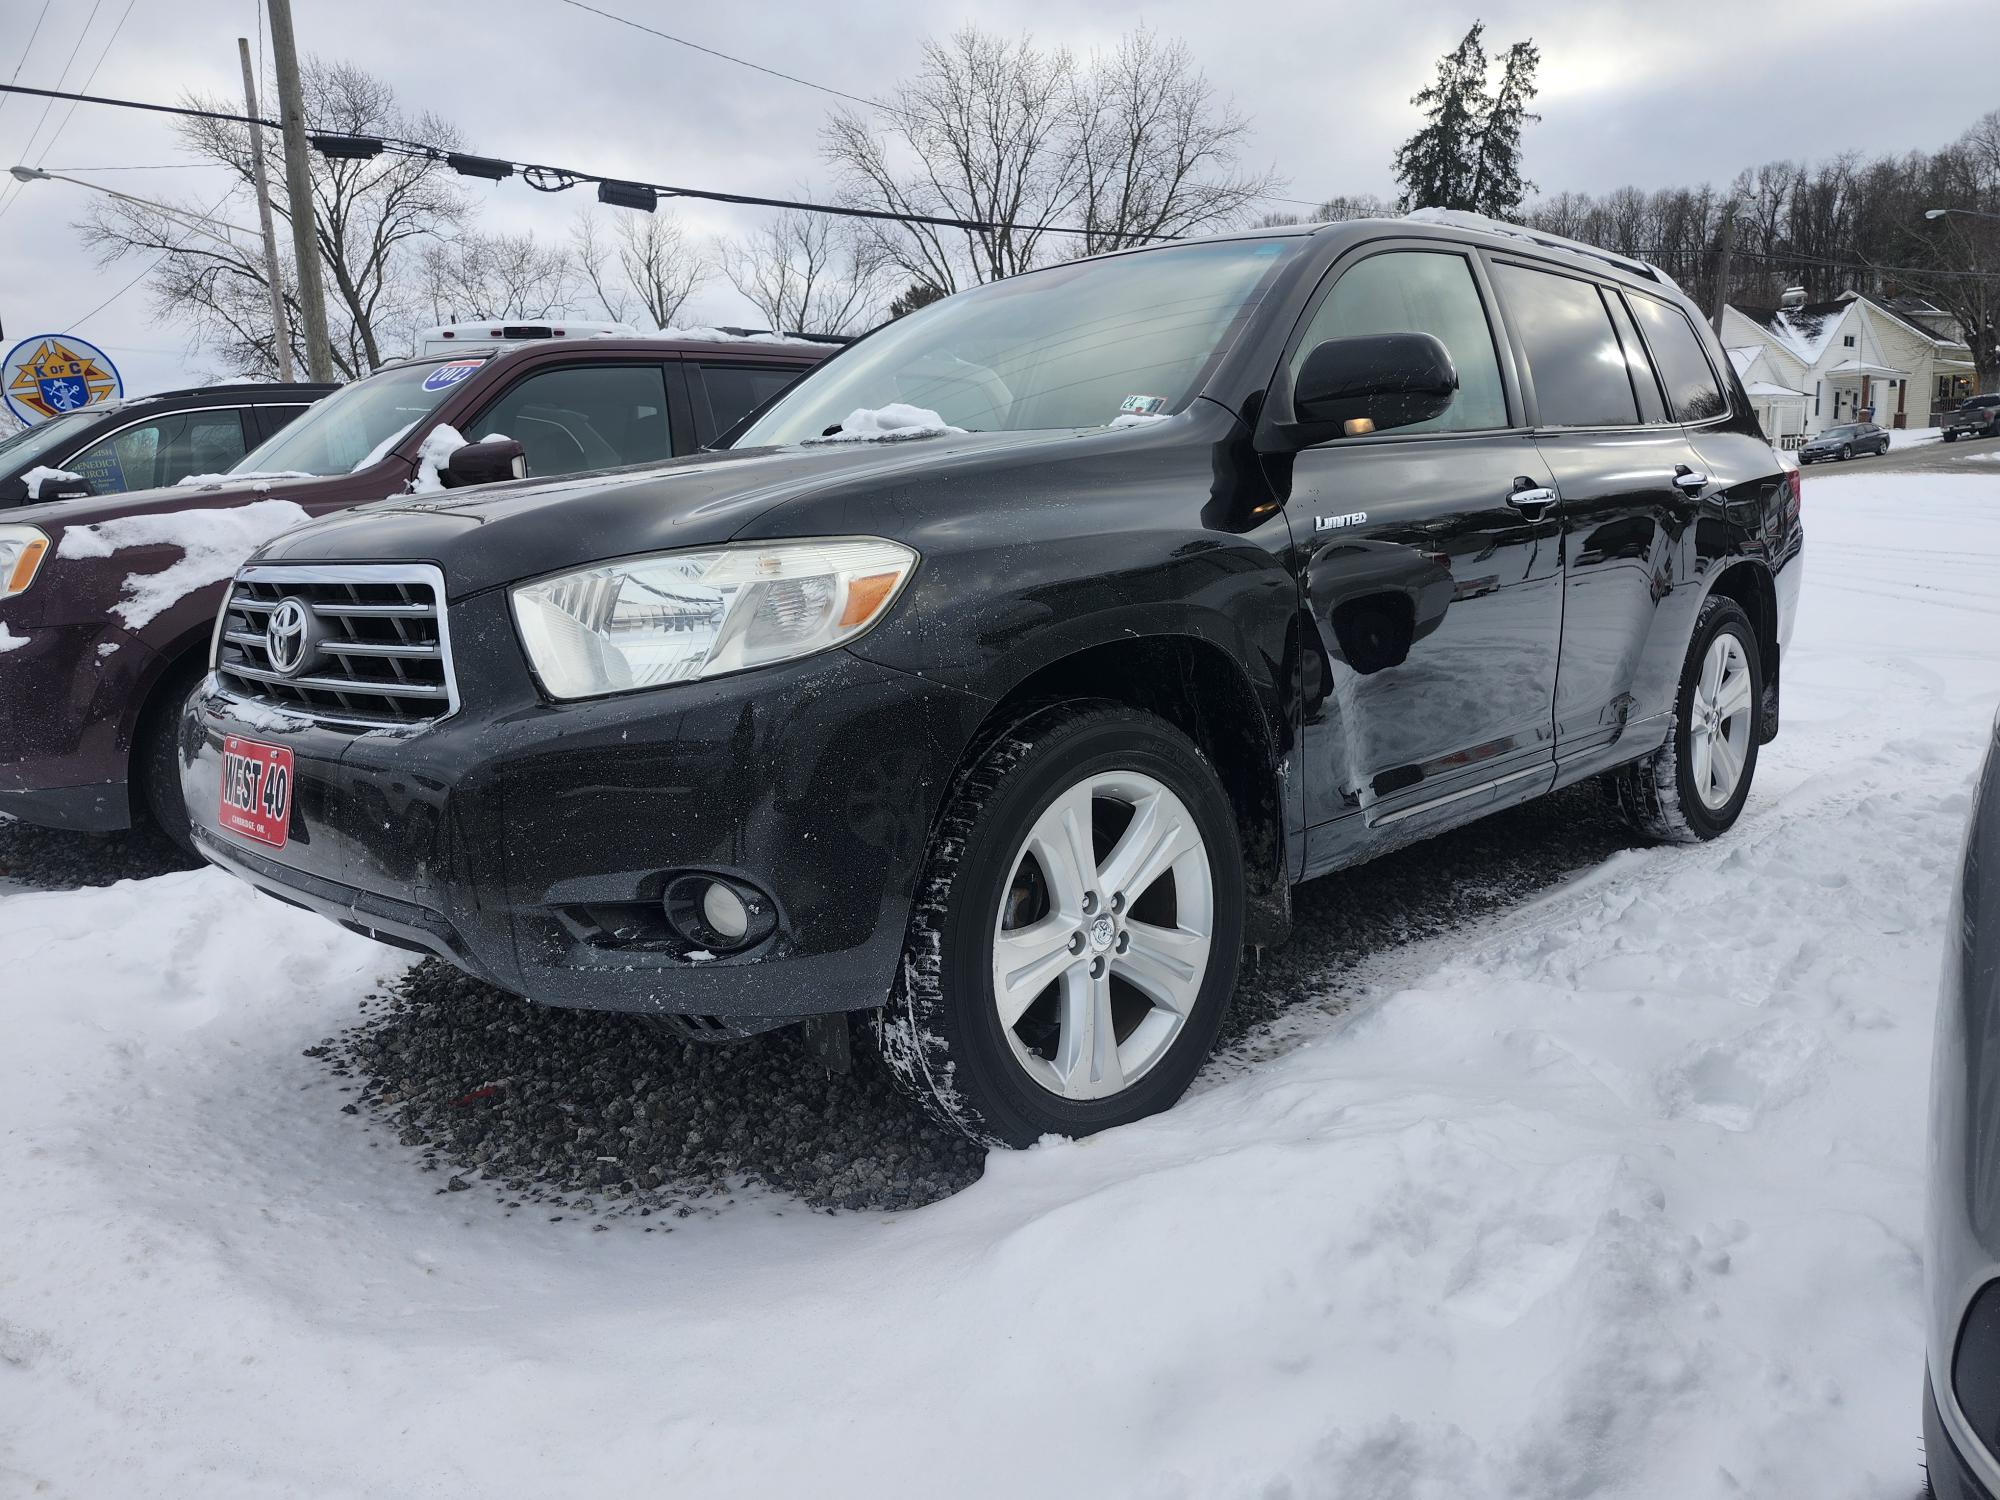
[
  {"left": 1119, "top": 394, "right": 1168, "bottom": 417},
  {"left": 421, "top": 361, "right": 482, "bottom": 393}
]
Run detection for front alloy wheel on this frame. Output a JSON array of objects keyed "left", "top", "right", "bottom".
[
  {"left": 882, "top": 705, "right": 1244, "bottom": 1147},
  {"left": 991, "top": 770, "right": 1214, "bottom": 1101}
]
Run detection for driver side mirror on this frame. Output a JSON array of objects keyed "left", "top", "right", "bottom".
[
  {"left": 1290, "top": 332, "right": 1458, "bottom": 438},
  {"left": 441, "top": 438, "right": 527, "bottom": 488}
]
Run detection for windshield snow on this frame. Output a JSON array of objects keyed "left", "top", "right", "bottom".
[
  {"left": 735, "top": 237, "right": 1296, "bottom": 446},
  {"left": 232, "top": 359, "right": 485, "bottom": 477}
]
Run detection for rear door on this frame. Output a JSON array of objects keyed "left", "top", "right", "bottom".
[
  {"left": 61, "top": 407, "right": 254, "bottom": 494},
  {"left": 1488, "top": 258, "right": 1704, "bottom": 769},
  {"left": 1283, "top": 242, "right": 1564, "bottom": 870}
]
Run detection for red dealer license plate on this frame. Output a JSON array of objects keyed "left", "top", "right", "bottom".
[{"left": 218, "top": 735, "right": 294, "bottom": 848}]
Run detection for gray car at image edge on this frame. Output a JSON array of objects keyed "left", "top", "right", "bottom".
[{"left": 1929, "top": 707, "right": 2000, "bottom": 1499}]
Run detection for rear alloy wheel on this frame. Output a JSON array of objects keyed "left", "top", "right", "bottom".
[
  {"left": 881, "top": 705, "right": 1243, "bottom": 1147},
  {"left": 1613, "top": 595, "right": 1762, "bottom": 844}
]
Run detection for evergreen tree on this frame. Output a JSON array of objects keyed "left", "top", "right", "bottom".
[
  {"left": 1392, "top": 23, "right": 1541, "bottom": 218},
  {"left": 1393, "top": 24, "right": 1490, "bottom": 213},
  {"left": 1469, "top": 40, "right": 1542, "bottom": 217}
]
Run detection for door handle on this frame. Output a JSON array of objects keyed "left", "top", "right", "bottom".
[
  {"left": 1507, "top": 480, "right": 1558, "bottom": 517},
  {"left": 1673, "top": 466, "right": 1711, "bottom": 493}
]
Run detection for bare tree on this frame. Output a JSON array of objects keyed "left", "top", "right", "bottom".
[
  {"left": 79, "top": 60, "right": 471, "bottom": 379},
  {"left": 421, "top": 229, "right": 581, "bottom": 322},
  {"left": 823, "top": 27, "right": 1083, "bottom": 292},
  {"left": 720, "top": 210, "right": 884, "bottom": 334},
  {"left": 1255, "top": 191, "right": 1392, "bottom": 229},
  {"left": 571, "top": 208, "right": 636, "bottom": 324},
  {"left": 1068, "top": 26, "right": 1279, "bottom": 254}
]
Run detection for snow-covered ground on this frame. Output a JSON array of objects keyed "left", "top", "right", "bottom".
[
  {"left": 5, "top": 470, "right": 1999, "bottom": 1498},
  {"left": 1889, "top": 424, "right": 1941, "bottom": 450}
]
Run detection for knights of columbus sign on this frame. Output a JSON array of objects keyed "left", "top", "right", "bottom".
[{"left": 2, "top": 335, "right": 123, "bottom": 425}]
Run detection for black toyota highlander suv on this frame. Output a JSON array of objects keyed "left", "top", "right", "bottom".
[{"left": 182, "top": 216, "right": 1802, "bottom": 1146}]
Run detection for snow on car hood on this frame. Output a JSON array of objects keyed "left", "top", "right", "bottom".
[{"left": 54, "top": 499, "right": 313, "bottom": 628}]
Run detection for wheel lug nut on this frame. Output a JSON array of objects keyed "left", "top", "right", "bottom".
[
  {"left": 1089, "top": 956, "right": 1106, "bottom": 978},
  {"left": 1082, "top": 892, "right": 1098, "bottom": 915},
  {"left": 1115, "top": 930, "right": 1130, "bottom": 953},
  {"left": 1068, "top": 931, "right": 1086, "bottom": 955},
  {"left": 1109, "top": 892, "right": 1124, "bottom": 914}
]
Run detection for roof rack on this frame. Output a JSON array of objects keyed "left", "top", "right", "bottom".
[{"left": 1401, "top": 208, "right": 1672, "bottom": 288}]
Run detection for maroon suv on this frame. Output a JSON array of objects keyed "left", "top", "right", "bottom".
[{"left": 0, "top": 335, "right": 829, "bottom": 846}]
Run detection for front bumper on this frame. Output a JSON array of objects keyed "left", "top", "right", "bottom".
[
  {"left": 182, "top": 590, "right": 985, "bottom": 1024},
  {"left": 0, "top": 616, "right": 161, "bottom": 831}
]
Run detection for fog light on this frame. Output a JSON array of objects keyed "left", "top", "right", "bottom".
[
  {"left": 662, "top": 873, "right": 777, "bottom": 955},
  {"left": 701, "top": 881, "right": 749, "bottom": 942}
]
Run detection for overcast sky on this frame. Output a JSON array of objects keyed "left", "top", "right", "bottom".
[{"left": 0, "top": 0, "right": 1989, "bottom": 397}]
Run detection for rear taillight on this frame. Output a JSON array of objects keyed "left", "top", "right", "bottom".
[{"left": 1784, "top": 466, "right": 1802, "bottom": 522}]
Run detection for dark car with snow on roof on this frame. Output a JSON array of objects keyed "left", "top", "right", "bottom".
[
  {"left": 0, "top": 381, "right": 332, "bottom": 504},
  {"left": 182, "top": 213, "right": 1802, "bottom": 1147},
  {"left": 0, "top": 334, "right": 829, "bottom": 850}
]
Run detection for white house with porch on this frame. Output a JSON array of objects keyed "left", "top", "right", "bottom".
[{"left": 1719, "top": 291, "right": 1975, "bottom": 447}]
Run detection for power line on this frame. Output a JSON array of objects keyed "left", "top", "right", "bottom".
[
  {"left": 0, "top": 79, "right": 1170, "bottom": 241},
  {"left": 0, "top": 1, "right": 53, "bottom": 120},
  {"left": 0, "top": 0, "right": 103, "bottom": 218},
  {"left": 23, "top": 0, "right": 139, "bottom": 174},
  {"left": 552, "top": 0, "right": 1329, "bottom": 212}
]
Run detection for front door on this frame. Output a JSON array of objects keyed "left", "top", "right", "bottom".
[{"left": 1281, "top": 245, "right": 1564, "bottom": 873}]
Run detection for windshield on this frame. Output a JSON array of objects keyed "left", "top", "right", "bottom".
[
  {"left": 735, "top": 237, "right": 1297, "bottom": 446},
  {"left": 233, "top": 357, "right": 486, "bottom": 476},
  {"left": 0, "top": 408, "right": 103, "bottom": 472},
  {"left": 1821, "top": 425, "right": 1861, "bottom": 438}
]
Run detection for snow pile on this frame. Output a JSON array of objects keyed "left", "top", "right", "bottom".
[
  {"left": 658, "top": 325, "right": 801, "bottom": 345},
  {"left": 54, "top": 499, "right": 313, "bottom": 628},
  {"left": 176, "top": 470, "right": 314, "bottom": 488},
  {"left": 4, "top": 470, "right": 2000, "bottom": 1494},
  {"left": 407, "top": 423, "right": 469, "bottom": 494},
  {"left": 804, "top": 404, "right": 965, "bottom": 444},
  {"left": 0, "top": 622, "right": 26, "bottom": 653},
  {"left": 21, "top": 465, "right": 83, "bottom": 500}
]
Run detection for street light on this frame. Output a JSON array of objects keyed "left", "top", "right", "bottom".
[
  {"left": 1925, "top": 207, "right": 2000, "bottom": 223},
  {"left": 6, "top": 165, "right": 261, "bottom": 249}
]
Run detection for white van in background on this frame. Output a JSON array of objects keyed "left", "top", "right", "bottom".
[{"left": 415, "top": 320, "right": 640, "bottom": 356}]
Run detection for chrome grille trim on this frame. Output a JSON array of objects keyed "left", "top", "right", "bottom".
[{"left": 212, "top": 563, "right": 461, "bottom": 731}]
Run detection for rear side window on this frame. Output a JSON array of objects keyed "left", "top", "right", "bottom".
[
  {"left": 1629, "top": 294, "right": 1729, "bottom": 422},
  {"left": 697, "top": 363, "right": 803, "bottom": 436},
  {"left": 1292, "top": 249, "right": 1507, "bottom": 433},
  {"left": 1491, "top": 262, "right": 1638, "bottom": 428},
  {"left": 1603, "top": 293, "right": 1669, "bottom": 424},
  {"left": 66, "top": 409, "right": 250, "bottom": 494},
  {"left": 473, "top": 364, "right": 671, "bottom": 478}
]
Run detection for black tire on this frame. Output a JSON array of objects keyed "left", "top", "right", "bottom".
[
  {"left": 134, "top": 661, "right": 206, "bottom": 858},
  {"left": 880, "top": 703, "right": 1244, "bottom": 1148},
  {"left": 1839, "top": 443, "right": 1853, "bottom": 460},
  {"left": 1612, "top": 595, "right": 1763, "bottom": 845},
  {"left": 1945, "top": 430, "right": 1958, "bottom": 443}
]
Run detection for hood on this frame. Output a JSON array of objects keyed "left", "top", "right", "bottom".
[
  {"left": 252, "top": 428, "right": 1111, "bottom": 597},
  {"left": 8, "top": 469, "right": 350, "bottom": 538}
]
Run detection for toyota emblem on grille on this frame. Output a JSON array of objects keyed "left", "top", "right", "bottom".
[{"left": 265, "top": 598, "right": 314, "bottom": 676}]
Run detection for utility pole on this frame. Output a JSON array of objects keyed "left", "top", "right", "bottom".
[
  {"left": 1710, "top": 201, "right": 1737, "bottom": 337},
  {"left": 237, "top": 36, "right": 294, "bottom": 381},
  {"left": 266, "top": 0, "right": 332, "bottom": 382}
]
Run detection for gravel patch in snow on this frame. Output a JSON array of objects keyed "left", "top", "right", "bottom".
[
  {"left": 0, "top": 816, "right": 197, "bottom": 892},
  {"left": 325, "top": 781, "right": 1639, "bottom": 1215}
]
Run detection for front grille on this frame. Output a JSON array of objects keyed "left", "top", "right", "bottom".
[{"left": 215, "top": 564, "right": 459, "bottom": 729}]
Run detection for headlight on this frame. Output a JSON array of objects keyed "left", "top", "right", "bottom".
[
  {"left": 511, "top": 537, "right": 918, "bottom": 700},
  {"left": 0, "top": 526, "right": 50, "bottom": 599}
]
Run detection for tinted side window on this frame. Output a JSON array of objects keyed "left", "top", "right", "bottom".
[
  {"left": 67, "top": 409, "right": 249, "bottom": 494},
  {"left": 473, "top": 364, "right": 671, "bottom": 478},
  {"left": 1491, "top": 263, "right": 1638, "bottom": 428},
  {"left": 1604, "top": 293, "right": 1669, "bottom": 424},
  {"left": 698, "top": 363, "right": 804, "bottom": 436},
  {"left": 1629, "top": 294, "right": 1729, "bottom": 422},
  {"left": 1292, "top": 250, "right": 1507, "bottom": 433}
]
